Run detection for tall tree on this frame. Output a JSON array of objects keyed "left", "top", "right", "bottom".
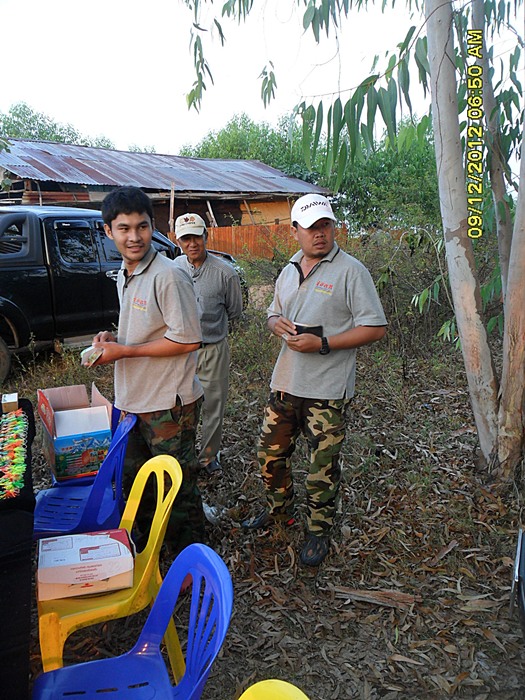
[
  {"left": 182, "top": 112, "right": 440, "bottom": 231},
  {"left": 178, "top": 0, "right": 524, "bottom": 481},
  {"left": 0, "top": 102, "right": 114, "bottom": 148},
  {"left": 180, "top": 113, "right": 317, "bottom": 181}
]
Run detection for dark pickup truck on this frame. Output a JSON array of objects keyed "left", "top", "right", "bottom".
[{"left": 0, "top": 205, "right": 245, "bottom": 383}]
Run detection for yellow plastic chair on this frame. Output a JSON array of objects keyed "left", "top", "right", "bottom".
[
  {"left": 239, "top": 680, "right": 310, "bottom": 699},
  {"left": 37, "top": 454, "right": 184, "bottom": 676}
]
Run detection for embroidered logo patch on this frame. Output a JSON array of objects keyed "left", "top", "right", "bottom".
[
  {"left": 132, "top": 296, "right": 147, "bottom": 311},
  {"left": 314, "top": 280, "right": 333, "bottom": 295}
]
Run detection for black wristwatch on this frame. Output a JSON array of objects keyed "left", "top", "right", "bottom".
[{"left": 319, "top": 337, "right": 331, "bottom": 355}]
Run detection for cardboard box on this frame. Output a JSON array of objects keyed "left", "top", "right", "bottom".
[
  {"left": 1, "top": 392, "right": 18, "bottom": 412},
  {"left": 37, "top": 529, "right": 134, "bottom": 601},
  {"left": 37, "top": 383, "right": 112, "bottom": 481}
]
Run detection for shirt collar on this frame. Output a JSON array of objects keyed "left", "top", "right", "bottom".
[{"left": 121, "top": 245, "right": 157, "bottom": 276}]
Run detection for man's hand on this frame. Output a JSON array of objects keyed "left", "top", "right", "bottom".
[
  {"left": 268, "top": 316, "right": 321, "bottom": 353},
  {"left": 268, "top": 315, "right": 297, "bottom": 339},
  {"left": 93, "top": 330, "right": 116, "bottom": 344},
  {"left": 91, "top": 341, "right": 124, "bottom": 365},
  {"left": 284, "top": 333, "right": 322, "bottom": 353}
]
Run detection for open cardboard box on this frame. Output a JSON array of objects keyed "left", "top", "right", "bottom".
[
  {"left": 37, "top": 529, "right": 134, "bottom": 601},
  {"left": 37, "top": 382, "right": 112, "bottom": 481}
]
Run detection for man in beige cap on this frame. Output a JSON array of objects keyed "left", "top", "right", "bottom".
[{"left": 174, "top": 213, "right": 243, "bottom": 474}]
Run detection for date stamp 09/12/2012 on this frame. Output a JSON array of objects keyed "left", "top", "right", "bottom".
[{"left": 465, "top": 29, "right": 485, "bottom": 240}]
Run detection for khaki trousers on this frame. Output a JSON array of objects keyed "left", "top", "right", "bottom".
[{"left": 196, "top": 337, "right": 230, "bottom": 465}]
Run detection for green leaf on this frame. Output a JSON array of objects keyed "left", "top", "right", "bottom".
[
  {"left": 377, "top": 85, "right": 396, "bottom": 145},
  {"left": 360, "top": 122, "right": 373, "bottom": 154},
  {"left": 332, "top": 97, "right": 343, "bottom": 169},
  {"left": 398, "top": 25, "right": 416, "bottom": 54},
  {"left": 415, "top": 36, "right": 429, "bottom": 72},
  {"left": 398, "top": 58, "right": 412, "bottom": 113},
  {"left": 303, "top": 2, "right": 315, "bottom": 29},
  {"left": 301, "top": 103, "right": 315, "bottom": 170},
  {"left": 214, "top": 19, "right": 226, "bottom": 46},
  {"left": 385, "top": 54, "right": 397, "bottom": 81},
  {"left": 312, "top": 101, "right": 324, "bottom": 163},
  {"left": 414, "top": 37, "right": 430, "bottom": 95},
  {"left": 325, "top": 104, "right": 333, "bottom": 176},
  {"left": 335, "top": 140, "right": 348, "bottom": 191},
  {"left": 366, "top": 87, "right": 378, "bottom": 147},
  {"left": 312, "top": 13, "right": 320, "bottom": 42},
  {"left": 344, "top": 99, "right": 357, "bottom": 161}
]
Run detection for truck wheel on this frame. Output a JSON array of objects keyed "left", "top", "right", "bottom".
[{"left": 0, "top": 338, "right": 11, "bottom": 385}]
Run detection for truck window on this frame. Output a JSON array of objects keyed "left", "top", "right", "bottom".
[
  {"left": 53, "top": 223, "right": 97, "bottom": 264},
  {"left": 0, "top": 217, "right": 26, "bottom": 255},
  {"left": 96, "top": 228, "right": 122, "bottom": 263}
]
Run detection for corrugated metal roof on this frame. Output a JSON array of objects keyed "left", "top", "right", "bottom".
[{"left": 0, "top": 139, "right": 325, "bottom": 196}]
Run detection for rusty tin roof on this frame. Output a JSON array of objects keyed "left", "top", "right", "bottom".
[{"left": 0, "top": 139, "right": 325, "bottom": 197}]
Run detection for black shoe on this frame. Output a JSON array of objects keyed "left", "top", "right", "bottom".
[
  {"left": 241, "top": 509, "right": 296, "bottom": 530},
  {"left": 300, "top": 533, "right": 330, "bottom": 566},
  {"left": 205, "top": 457, "right": 222, "bottom": 474}
]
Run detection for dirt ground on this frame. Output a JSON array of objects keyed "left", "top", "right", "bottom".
[{"left": 26, "top": 310, "right": 525, "bottom": 699}]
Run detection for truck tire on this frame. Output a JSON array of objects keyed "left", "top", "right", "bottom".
[{"left": 0, "top": 337, "right": 11, "bottom": 385}]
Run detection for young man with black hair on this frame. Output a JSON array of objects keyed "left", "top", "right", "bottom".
[{"left": 91, "top": 186, "right": 205, "bottom": 554}]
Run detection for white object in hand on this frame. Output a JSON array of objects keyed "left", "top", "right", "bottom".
[{"left": 80, "top": 346, "right": 103, "bottom": 368}]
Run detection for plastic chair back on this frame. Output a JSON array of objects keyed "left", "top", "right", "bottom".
[
  {"left": 37, "top": 454, "right": 183, "bottom": 673},
  {"left": 32, "top": 543, "right": 233, "bottom": 700},
  {"left": 33, "top": 413, "right": 137, "bottom": 540},
  {"left": 239, "top": 679, "right": 310, "bottom": 699}
]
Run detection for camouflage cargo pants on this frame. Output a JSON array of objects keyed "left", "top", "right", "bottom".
[
  {"left": 123, "top": 397, "right": 205, "bottom": 555},
  {"left": 257, "top": 391, "right": 350, "bottom": 535}
]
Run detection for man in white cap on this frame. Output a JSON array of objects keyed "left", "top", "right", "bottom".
[
  {"left": 174, "top": 213, "right": 243, "bottom": 474},
  {"left": 243, "top": 193, "right": 387, "bottom": 567}
]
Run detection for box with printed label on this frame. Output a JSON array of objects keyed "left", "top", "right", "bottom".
[
  {"left": 37, "top": 529, "right": 134, "bottom": 601},
  {"left": 37, "top": 382, "right": 112, "bottom": 481}
]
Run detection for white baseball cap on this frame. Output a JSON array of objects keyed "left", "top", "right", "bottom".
[
  {"left": 175, "top": 213, "right": 207, "bottom": 238},
  {"left": 291, "top": 194, "right": 337, "bottom": 229}
]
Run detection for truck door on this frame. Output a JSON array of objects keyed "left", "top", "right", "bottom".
[
  {"left": 44, "top": 218, "right": 106, "bottom": 337},
  {"left": 93, "top": 221, "right": 122, "bottom": 327}
]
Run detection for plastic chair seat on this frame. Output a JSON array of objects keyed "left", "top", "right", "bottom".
[
  {"left": 33, "top": 413, "right": 137, "bottom": 540},
  {"left": 32, "top": 653, "right": 172, "bottom": 698},
  {"left": 33, "top": 543, "right": 234, "bottom": 700},
  {"left": 35, "top": 482, "right": 117, "bottom": 529}
]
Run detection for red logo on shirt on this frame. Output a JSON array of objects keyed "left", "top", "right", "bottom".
[
  {"left": 315, "top": 280, "right": 333, "bottom": 295},
  {"left": 132, "top": 296, "right": 147, "bottom": 311}
]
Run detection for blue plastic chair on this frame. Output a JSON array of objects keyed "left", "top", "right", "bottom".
[
  {"left": 32, "top": 543, "right": 234, "bottom": 700},
  {"left": 33, "top": 413, "right": 137, "bottom": 540}
]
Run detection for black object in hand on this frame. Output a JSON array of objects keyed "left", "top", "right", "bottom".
[{"left": 294, "top": 324, "right": 323, "bottom": 337}]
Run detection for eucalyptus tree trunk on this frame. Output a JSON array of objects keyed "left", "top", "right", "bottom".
[
  {"left": 425, "top": 0, "right": 499, "bottom": 464},
  {"left": 472, "top": 0, "right": 513, "bottom": 302},
  {"left": 497, "top": 137, "right": 525, "bottom": 477}
]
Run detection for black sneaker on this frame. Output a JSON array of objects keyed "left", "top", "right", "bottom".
[
  {"left": 299, "top": 533, "right": 330, "bottom": 566},
  {"left": 204, "top": 456, "right": 222, "bottom": 474},
  {"left": 241, "top": 509, "right": 296, "bottom": 530}
]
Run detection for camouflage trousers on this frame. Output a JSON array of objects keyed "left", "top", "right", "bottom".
[
  {"left": 123, "top": 397, "right": 205, "bottom": 555},
  {"left": 257, "top": 391, "right": 350, "bottom": 536}
]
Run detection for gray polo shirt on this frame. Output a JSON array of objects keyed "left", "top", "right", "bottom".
[
  {"left": 268, "top": 244, "right": 387, "bottom": 400},
  {"left": 174, "top": 252, "right": 243, "bottom": 343},
  {"left": 115, "top": 247, "right": 203, "bottom": 412}
]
